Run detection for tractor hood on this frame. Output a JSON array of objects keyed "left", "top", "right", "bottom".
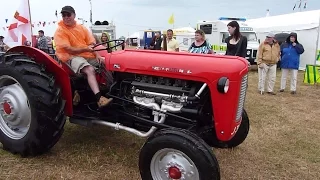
[{"left": 106, "top": 49, "right": 249, "bottom": 83}]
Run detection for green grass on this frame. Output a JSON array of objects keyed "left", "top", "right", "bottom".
[{"left": 1, "top": 70, "right": 320, "bottom": 179}]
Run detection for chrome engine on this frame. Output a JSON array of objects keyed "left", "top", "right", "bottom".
[{"left": 130, "top": 75, "right": 207, "bottom": 125}]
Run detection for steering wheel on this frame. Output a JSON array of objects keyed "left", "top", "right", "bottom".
[{"left": 93, "top": 39, "right": 125, "bottom": 51}]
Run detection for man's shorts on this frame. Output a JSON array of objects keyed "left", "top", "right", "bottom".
[{"left": 67, "top": 56, "right": 99, "bottom": 73}]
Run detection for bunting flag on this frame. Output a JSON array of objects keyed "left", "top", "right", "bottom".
[
  {"left": 168, "top": 13, "right": 174, "bottom": 25},
  {"left": 5, "top": 19, "right": 8, "bottom": 23},
  {"left": 1, "top": 20, "right": 62, "bottom": 30},
  {"left": 304, "top": 0, "right": 307, "bottom": 9},
  {"left": 5, "top": 0, "right": 32, "bottom": 46}
]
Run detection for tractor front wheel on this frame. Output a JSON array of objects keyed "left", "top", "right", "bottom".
[
  {"left": 0, "top": 54, "right": 66, "bottom": 156},
  {"left": 139, "top": 128, "right": 220, "bottom": 180}
]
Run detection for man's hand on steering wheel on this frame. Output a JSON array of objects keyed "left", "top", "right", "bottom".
[
  {"left": 88, "top": 45, "right": 95, "bottom": 52},
  {"left": 96, "top": 55, "right": 105, "bottom": 63}
]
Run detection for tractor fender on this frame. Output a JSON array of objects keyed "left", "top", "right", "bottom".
[{"left": 7, "top": 46, "right": 73, "bottom": 116}]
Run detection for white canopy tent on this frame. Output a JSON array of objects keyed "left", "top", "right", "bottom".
[{"left": 247, "top": 10, "right": 320, "bottom": 70}]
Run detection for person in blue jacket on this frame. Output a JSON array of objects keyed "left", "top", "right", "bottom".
[{"left": 279, "top": 32, "right": 304, "bottom": 94}]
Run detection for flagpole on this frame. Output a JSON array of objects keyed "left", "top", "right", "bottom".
[
  {"left": 314, "top": 12, "right": 320, "bottom": 66},
  {"left": 27, "top": 0, "right": 33, "bottom": 45}
]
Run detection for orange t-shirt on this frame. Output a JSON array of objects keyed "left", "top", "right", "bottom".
[{"left": 54, "top": 20, "right": 96, "bottom": 62}]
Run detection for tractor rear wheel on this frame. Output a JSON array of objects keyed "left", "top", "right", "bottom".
[
  {"left": 0, "top": 54, "right": 66, "bottom": 156},
  {"left": 139, "top": 128, "right": 220, "bottom": 180}
]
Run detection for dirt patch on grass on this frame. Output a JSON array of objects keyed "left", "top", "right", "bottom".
[{"left": 1, "top": 70, "right": 319, "bottom": 180}]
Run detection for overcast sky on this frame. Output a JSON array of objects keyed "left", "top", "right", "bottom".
[{"left": 1, "top": 0, "right": 320, "bottom": 37}]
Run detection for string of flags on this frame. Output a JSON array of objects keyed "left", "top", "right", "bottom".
[
  {"left": 2, "top": 20, "right": 58, "bottom": 31},
  {"left": 293, "top": 0, "right": 307, "bottom": 10}
]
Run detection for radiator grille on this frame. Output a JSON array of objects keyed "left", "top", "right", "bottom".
[{"left": 236, "top": 74, "right": 248, "bottom": 121}]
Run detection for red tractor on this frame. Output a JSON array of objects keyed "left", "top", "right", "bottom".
[{"left": 0, "top": 40, "right": 249, "bottom": 180}]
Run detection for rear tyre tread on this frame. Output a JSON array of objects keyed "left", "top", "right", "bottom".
[{"left": 0, "top": 54, "right": 66, "bottom": 157}]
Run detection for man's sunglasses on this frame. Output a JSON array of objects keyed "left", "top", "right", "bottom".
[{"left": 61, "top": 12, "right": 72, "bottom": 17}]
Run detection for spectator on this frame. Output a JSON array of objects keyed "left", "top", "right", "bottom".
[
  {"left": 149, "top": 32, "right": 162, "bottom": 50},
  {"left": 257, "top": 33, "right": 281, "bottom": 95},
  {"left": 52, "top": 37, "right": 56, "bottom": 53},
  {"left": 188, "top": 29, "right": 213, "bottom": 54},
  {"left": 101, "top": 32, "right": 115, "bottom": 52},
  {"left": 161, "top": 29, "right": 179, "bottom": 52},
  {"left": 279, "top": 32, "right": 304, "bottom": 94},
  {"left": 225, "top": 21, "right": 248, "bottom": 58},
  {"left": 37, "top": 30, "right": 49, "bottom": 53},
  {"left": 0, "top": 36, "right": 10, "bottom": 52}
]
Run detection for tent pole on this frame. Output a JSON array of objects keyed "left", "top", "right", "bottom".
[{"left": 315, "top": 12, "right": 320, "bottom": 66}]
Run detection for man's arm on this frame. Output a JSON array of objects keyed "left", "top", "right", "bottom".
[
  {"left": 3, "top": 43, "right": 10, "bottom": 51},
  {"left": 295, "top": 43, "right": 305, "bottom": 54},
  {"left": 161, "top": 40, "right": 164, "bottom": 51},
  {"left": 64, "top": 46, "right": 93, "bottom": 54},
  {"left": 257, "top": 43, "right": 264, "bottom": 65},
  {"left": 175, "top": 40, "right": 179, "bottom": 52}
]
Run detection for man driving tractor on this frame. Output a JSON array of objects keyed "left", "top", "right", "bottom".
[{"left": 54, "top": 5, "right": 113, "bottom": 108}]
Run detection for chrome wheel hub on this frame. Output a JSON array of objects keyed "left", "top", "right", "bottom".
[
  {"left": 0, "top": 75, "right": 31, "bottom": 140},
  {"left": 150, "top": 148, "right": 200, "bottom": 180}
]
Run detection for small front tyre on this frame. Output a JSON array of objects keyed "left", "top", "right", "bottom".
[{"left": 139, "top": 128, "right": 220, "bottom": 180}]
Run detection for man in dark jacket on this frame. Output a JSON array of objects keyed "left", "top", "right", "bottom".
[
  {"left": 279, "top": 32, "right": 304, "bottom": 94},
  {"left": 149, "top": 32, "right": 162, "bottom": 50}
]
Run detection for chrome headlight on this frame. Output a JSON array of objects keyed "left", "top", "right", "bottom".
[
  {"left": 217, "top": 77, "right": 229, "bottom": 93},
  {"left": 246, "top": 50, "right": 251, "bottom": 55}
]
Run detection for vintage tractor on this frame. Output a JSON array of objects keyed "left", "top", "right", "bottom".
[{"left": 0, "top": 40, "right": 249, "bottom": 180}]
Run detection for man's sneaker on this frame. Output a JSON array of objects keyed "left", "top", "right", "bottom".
[
  {"left": 279, "top": 89, "right": 284, "bottom": 92},
  {"left": 97, "top": 96, "right": 113, "bottom": 107},
  {"left": 267, "top": 92, "right": 276, "bottom": 95}
]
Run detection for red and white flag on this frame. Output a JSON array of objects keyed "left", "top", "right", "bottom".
[{"left": 5, "top": 0, "right": 32, "bottom": 46}]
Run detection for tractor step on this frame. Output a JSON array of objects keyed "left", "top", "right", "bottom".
[{"left": 69, "top": 117, "right": 93, "bottom": 127}]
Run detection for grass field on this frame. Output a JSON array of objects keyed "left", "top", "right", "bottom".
[{"left": 1, "top": 70, "right": 320, "bottom": 180}]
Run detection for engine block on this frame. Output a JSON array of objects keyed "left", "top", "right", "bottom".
[{"left": 130, "top": 75, "right": 197, "bottom": 103}]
